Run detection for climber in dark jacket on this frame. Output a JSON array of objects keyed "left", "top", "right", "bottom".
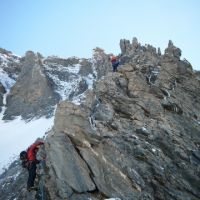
[
  {"left": 20, "top": 141, "right": 44, "bottom": 191},
  {"left": 110, "top": 55, "right": 120, "bottom": 72}
]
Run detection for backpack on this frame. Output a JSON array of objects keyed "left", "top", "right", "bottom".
[
  {"left": 20, "top": 151, "right": 29, "bottom": 168},
  {"left": 20, "top": 151, "right": 27, "bottom": 160}
]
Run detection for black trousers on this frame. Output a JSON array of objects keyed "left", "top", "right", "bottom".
[
  {"left": 112, "top": 61, "right": 119, "bottom": 72},
  {"left": 27, "top": 161, "right": 37, "bottom": 188}
]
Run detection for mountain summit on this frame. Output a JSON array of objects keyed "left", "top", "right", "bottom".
[{"left": 0, "top": 38, "right": 200, "bottom": 200}]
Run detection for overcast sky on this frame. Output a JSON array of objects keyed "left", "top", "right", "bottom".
[{"left": 0, "top": 0, "right": 199, "bottom": 70}]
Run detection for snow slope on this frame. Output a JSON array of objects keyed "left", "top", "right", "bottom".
[{"left": 0, "top": 116, "right": 54, "bottom": 174}]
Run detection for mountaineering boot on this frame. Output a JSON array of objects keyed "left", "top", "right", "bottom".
[{"left": 27, "top": 186, "right": 38, "bottom": 192}]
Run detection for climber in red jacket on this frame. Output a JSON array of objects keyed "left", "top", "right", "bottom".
[
  {"left": 20, "top": 141, "right": 44, "bottom": 191},
  {"left": 110, "top": 54, "right": 120, "bottom": 72}
]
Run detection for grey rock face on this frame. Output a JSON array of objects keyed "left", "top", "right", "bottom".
[
  {"left": 164, "top": 40, "right": 182, "bottom": 61},
  {"left": 177, "top": 59, "right": 193, "bottom": 75},
  {"left": 79, "top": 59, "right": 93, "bottom": 76},
  {"left": 195, "top": 70, "right": 200, "bottom": 80},
  {"left": 0, "top": 83, "right": 6, "bottom": 110},
  {"left": 0, "top": 83, "right": 7, "bottom": 94},
  {"left": 0, "top": 96, "right": 3, "bottom": 112},
  {"left": 3, "top": 51, "right": 59, "bottom": 120},
  {"left": 120, "top": 39, "right": 132, "bottom": 54},
  {"left": 44, "top": 56, "right": 80, "bottom": 67},
  {"left": 1, "top": 39, "right": 200, "bottom": 200},
  {"left": 38, "top": 39, "right": 200, "bottom": 199},
  {"left": 132, "top": 37, "right": 139, "bottom": 50},
  {"left": 157, "top": 47, "right": 161, "bottom": 56},
  {"left": 120, "top": 37, "right": 142, "bottom": 56},
  {"left": 92, "top": 47, "right": 111, "bottom": 79},
  {"left": 45, "top": 133, "right": 96, "bottom": 194}
]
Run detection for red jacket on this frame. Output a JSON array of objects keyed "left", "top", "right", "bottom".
[
  {"left": 111, "top": 56, "right": 117, "bottom": 63},
  {"left": 27, "top": 141, "right": 43, "bottom": 161}
]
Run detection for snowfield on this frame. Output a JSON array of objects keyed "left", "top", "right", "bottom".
[{"left": 0, "top": 116, "right": 54, "bottom": 174}]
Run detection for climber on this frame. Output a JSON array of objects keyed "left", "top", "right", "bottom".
[
  {"left": 110, "top": 54, "right": 120, "bottom": 72},
  {"left": 20, "top": 140, "right": 44, "bottom": 192}
]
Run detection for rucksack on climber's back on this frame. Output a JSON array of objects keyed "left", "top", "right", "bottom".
[
  {"left": 20, "top": 151, "right": 29, "bottom": 168},
  {"left": 20, "top": 151, "right": 27, "bottom": 160}
]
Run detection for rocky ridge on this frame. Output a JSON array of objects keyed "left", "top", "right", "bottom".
[{"left": 0, "top": 38, "right": 200, "bottom": 200}]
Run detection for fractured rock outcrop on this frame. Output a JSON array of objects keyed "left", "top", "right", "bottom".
[
  {"left": 0, "top": 38, "right": 200, "bottom": 200},
  {"left": 42, "top": 38, "right": 200, "bottom": 200}
]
